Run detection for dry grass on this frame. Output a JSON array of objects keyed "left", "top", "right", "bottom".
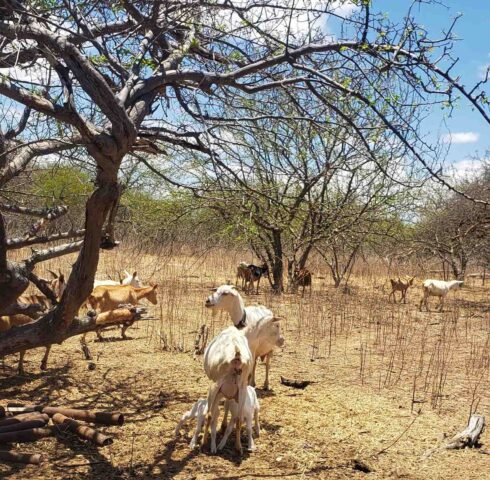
[{"left": 0, "top": 245, "right": 489, "bottom": 479}]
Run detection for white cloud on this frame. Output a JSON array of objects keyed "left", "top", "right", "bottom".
[
  {"left": 330, "top": 0, "right": 360, "bottom": 18},
  {"left": 447, "top": 159, "right": 483, "bottom": 180},
  {"left": 442, "top": 132, "right": 479, "bottom": 144}
]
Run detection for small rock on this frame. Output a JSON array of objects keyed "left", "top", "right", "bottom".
[{"left": 87, "top": 362, "right": 96, "bottom": 371}]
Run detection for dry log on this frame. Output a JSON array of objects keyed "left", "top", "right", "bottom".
[
  {"left": 0, "top": 419, "right": 48, "bottom": 434},
  {"left": 52, "top": 413, "right": 113, "bottom": 446},
  {"left": 445, "top": 414, "right": 485, "bottom": 449},
  {"left": 0, "top": 428, "right": 53, "bottom": 443},
  {"left": 280, "top": 376, "right": 314, "bottom": 389},
  {"left": 0, "top": 450, "right": 44, "bottom": 465},
  {"left": 0, "top": 413, "right": 49, "bottom": 427},
  {"left": 7, "top": 404, "right": 124, "bottom": 426}
]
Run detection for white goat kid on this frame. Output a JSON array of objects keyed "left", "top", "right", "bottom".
[
  {"left": 205, "top": 284, "right": 282, "bottom": 390},
  {"left": 174, "top": 398, "right": 208, "bottom": 449},
  {"left": 218, "top": 385, "right": 260, "bottom": 452},
  {"left": 419, "top": 279, "right": 464, "bottom": 312},
  {"left": 93, "top": 270, "right": 141, "bottom": 288},
  {"left": 202, "top": 326, "right": 253, "bottom": 454}
]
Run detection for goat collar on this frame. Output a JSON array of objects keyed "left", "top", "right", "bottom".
[{"left": 235, "top": 310, "right": 247, "bottom": 330}]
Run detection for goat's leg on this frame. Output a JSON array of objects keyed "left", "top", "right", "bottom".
[
  {"left": 256, "top": 276, "right": 261, "bottom": 295},
  {"left": 220, "top": 399, "right": 229, "bottom": 431},
  {"left": 209, "top": 397, "right": 221, "bottom": 454},
  {"left": 254, "top": 407, "right": 260, "bottom": 437},
  {"left": 175, "top": 409, "right": 193, "bottom": 437},
  {"left": 202, "top": 385, "right": 219, "bottom": 450},
  {"left": 438, "top": 296, "right": 444, "bottom": 312},
  {"left": 18, "top": 350, "right": 26, "bottom": 375},
  {"left": 189, "top": 412, "right": 206, "bottom": 449},
  {"left": 96, "top": 328, "right": 104, "bottom": 340},
  {"left": 217, "top": 404, "right": 235, "bottom": 451},
  {"left": 235, "top": 385, "right": 247, "bottom": 454},
  {"left": 121, "top": 321, "right": 133, "bottom": 339},
  {"left": 246, "top": 414, "right": 256, "bottom": 451},
  {"left": 263, "top": 353, "right": 271, "bottom": 391},
  {"left": 40, "top": 345, "right": 51, "bottom": 371},
  {"left": 249, "top": 357, "right": 257, "bottom": 387}
]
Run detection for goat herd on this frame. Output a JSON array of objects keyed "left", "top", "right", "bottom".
[{"left": 0, "top": 260, "right": 468, "bottom": 456}]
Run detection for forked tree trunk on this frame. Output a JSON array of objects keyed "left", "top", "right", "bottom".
[{"left": 0, "top": 170, "right": 121, "bottom": 357}]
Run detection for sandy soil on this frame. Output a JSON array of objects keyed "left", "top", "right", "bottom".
[{"left": 0, "top": 252, "right": 488, "bottom": 479}]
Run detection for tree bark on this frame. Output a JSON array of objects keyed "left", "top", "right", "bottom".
[
  {"left": 0, "top": 307, "right": 145, "bottom": 357},
  {"left": 271, "top": 230, "right": 284, "bottom": 293},
  {"left": 51, "top": 179, "right": 120, "bottom": 330}
]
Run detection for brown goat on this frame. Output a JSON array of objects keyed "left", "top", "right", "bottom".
[
  {"left": 294, "top": 268, "right": 313, "bottom": 296},
  {"left": 86, "top": 284, "right": 158, "bottom": 340},
  {"left": 388, "top": 276, "right": 415, "bottom": 304}
]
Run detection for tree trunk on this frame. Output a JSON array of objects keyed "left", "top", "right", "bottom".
[
  {"left": 271, "top": 230, "right": 283, "bottom": 293},
  {"left": 52, "top": 179, "right": 120, "bottom": 330}
]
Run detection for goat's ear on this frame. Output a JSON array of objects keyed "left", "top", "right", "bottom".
[
  {"left": 210, "top": 288, "right": 217, "bottom": 292},
  {"left": 272, "top": 316, "right": 282, "bottom": 322},
  {"left": 152, "top": 284, "right": 158, "bottom": 290},
  {"left": 133, "top": 271, "right": 137, "bottom": 278},
  {"left": 123, "top": 270, "right": 130, "bottom": 277},
  {"left": 47, "top": 269, "right": 58, "bottom": 279},
  {"left": 59, "top": 274, "right": 65, "bottom": 283}
]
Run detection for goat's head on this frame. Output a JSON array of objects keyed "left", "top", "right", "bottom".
[
  {"left": 205, "top": 284, "right": 240, "bottom": 309},
  {"left": 145, "top": 284, "right": 159, "bottom": 304},
  {"left": 122, "top": 270, "right": 142, "bottom": 288},
  {"left": 260, "top": 263, "right": 269, "bottom": 274},
  {"left": 48, "top": 269, "right": 66, "bottom": 299}
]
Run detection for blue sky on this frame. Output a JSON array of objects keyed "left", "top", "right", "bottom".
[{"left": 374, "top": 0, "right": 489, "bottom": 176}]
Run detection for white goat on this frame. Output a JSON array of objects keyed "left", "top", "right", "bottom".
[
  {"left": 174, "top": 398, "right": 208, "bottom": 449},
  {"left": 175, "top": 386, "right": 260, "bottom": 452},
  {"left": 202, "top": 326, "right": 253, "bottom": 454},
  {"left": 218, "top": 386, "right": 260, "bottom": 452},
  {"left": 205, "top": 284, "right": 283, "bottom": 390},
  {"left": 419, "top": 279, "right": 464, "bottom": 312},
  {"left": 93, "top": 270, "right": 141, "bottom": 288}
]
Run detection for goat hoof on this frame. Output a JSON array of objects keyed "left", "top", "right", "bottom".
[{"left": 40, "top": 363, "right": 47, "bottom": 371}]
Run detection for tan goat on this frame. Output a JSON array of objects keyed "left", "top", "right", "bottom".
[
  {"left": 388, "top": 276, "right": 415, "bottom": 304},
  {"left": 85, "top": 284, "right": 158, "bottom": 340}
]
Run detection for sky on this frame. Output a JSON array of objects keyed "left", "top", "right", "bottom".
[{"left": 372, "top": 0, "right": 490, "bottom": 178}]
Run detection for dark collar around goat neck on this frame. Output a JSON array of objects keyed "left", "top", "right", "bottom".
[{"left": 235, "top": 310, "right": 247, "bottom": 330}]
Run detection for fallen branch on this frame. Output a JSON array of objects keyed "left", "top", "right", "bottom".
[
  {"left": 0, "top": 427, "right": 54, "bottom": 443},
  {"left": 52, "top": 413, "right": 113, "bottom": 446},
  {"left": 280, "top": 376, "right": 315, "bottom": 389},
  {"left": 0, "top": 450, "right": 44, "bottom": 465},
  {"left": 6, "top": 405, "right": 124, "bottom": 426},
  {"left": 445, "top": 414, "right": 485, "bottom": 450}
]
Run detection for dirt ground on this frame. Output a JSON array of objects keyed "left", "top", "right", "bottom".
[{"left": 0, "top": 251, "right": 489, "bottom": 479}]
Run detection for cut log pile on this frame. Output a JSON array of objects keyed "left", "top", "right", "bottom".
[{"left": 0, "top": 403, "right": 124, "bottom": 465}]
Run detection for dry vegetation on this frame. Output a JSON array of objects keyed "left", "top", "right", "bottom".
[{"left": 1, "top": 244, "right": 489, "bottom": 479}]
